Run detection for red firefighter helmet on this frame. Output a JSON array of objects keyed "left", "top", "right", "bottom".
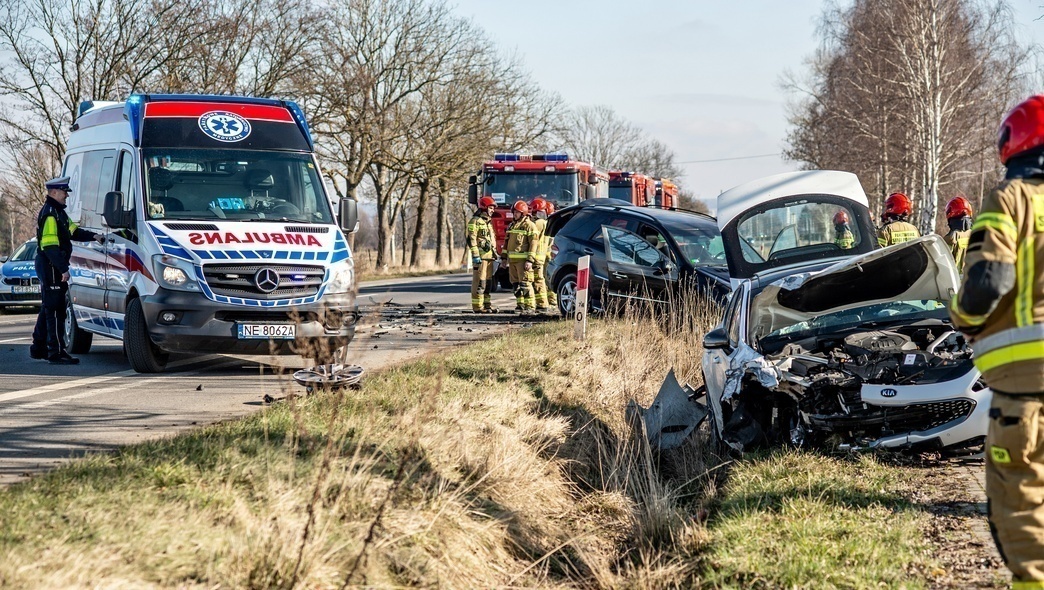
[
  {"left": 998, "top": 95, "right": 1044, "bottom": 165},
  {"left": 833, "top": 210, "right": 850, "bottom": 225},
  {"left": 528, "top": 197, "right": 548, "bottom": 214},
  {"left": 945, "top": 196, "right": 973, "bottom": 219},
  {"left": 478, "top": 196, "right": 496, "bottom": 209},
  {"left": 883, "top": 192, "right": 913, "bottom": 218},
  {"left": 512, "top": 200, "right": 529, "bottom": 216}
]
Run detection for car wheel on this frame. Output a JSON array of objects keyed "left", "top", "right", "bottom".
[
  {"left": 126, "top": 297, "right": 168, "bottom": 373},
  {"left": 557, "top": 272, "right": 577, "bottom": 317},
  {"left": 65, "top": 295, "right": 93, "bottom": 354}
]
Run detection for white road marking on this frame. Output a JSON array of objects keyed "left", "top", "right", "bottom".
[
  {"left": 0, "top": 337, "right": 30, "bottom": 343},
  {"left": 10, "top": 359, "right": 244, "bottom": 410},
  {"left": 0, "top": 354, "right": 225, "bottom": 403}
]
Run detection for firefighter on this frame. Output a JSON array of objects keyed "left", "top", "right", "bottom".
[
  {"left": 877, "top": 192, "right": 920, "bottom": 247},
  {"left": 943, "top": 195, "right": 974, "bottom": 273},
  {"left": 544, "top": 202, "right": 558, "bottom": 310},
  {"left": 502, "top": 200, "right": 537, "bottom": 314},
  {"left": 467, "top": 196, "right": 497, "bottom": 313},
  {"left": 30, "top": 176, "right": 103, "bottom": 364},
  {"left": 833, "top": 210, "right": 855, "bottom": 249},
  {"left": 949, "top": 94, "right": 1044, "bottom": 587},
  {"left": 529, "top": 196, "right": 554, "bottom": 315}
]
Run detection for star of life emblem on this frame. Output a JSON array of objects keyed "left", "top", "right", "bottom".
[{"left": 199, "top": 111, "right": 251, "bottom": 142}]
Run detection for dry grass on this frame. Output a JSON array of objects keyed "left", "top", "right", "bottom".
[{"left": 0, "top": 290, "right": 945, "bottom": 588}]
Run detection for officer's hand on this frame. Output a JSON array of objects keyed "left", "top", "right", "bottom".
[
  {"left": 94, "top": 234, "right": 106, "bottom": 244},
  {"left": 524, "top": 261, "right": 533, "bottom": 271},
  {"left": 472, "top": 256, "right": 482, "bottom": 266},
  {"left": 61, "top": 271, "right": 70, "bottom": 282}
]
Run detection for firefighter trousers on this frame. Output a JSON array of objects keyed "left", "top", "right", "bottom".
[
  {"left": 471, "top": 259, "right": 494, "bottom": 311},
  {"left": 507, "top": 260, "right": 535, "bottom": 311},
  {"left": 533, "top": 261, "right": 556, "bottom": 310},
  {"left": 985, "top": 391, "right": 1044, "bottom": 586},
  {"left": 31, "top": 257, "right": 68, "bottom": 360}
]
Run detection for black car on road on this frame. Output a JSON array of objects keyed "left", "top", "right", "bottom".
[{"left": 545, "top": 199, "right": 730, "bottom": 316}]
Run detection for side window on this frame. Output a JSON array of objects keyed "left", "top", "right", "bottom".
[
  {"left": 726, "top": 285, "right": 745, "bottom": 347},
  {"left": 636, "top": 223, "right": 674, "bottom": 263},
  {"left": 603, "top": 225, "right": 669, "bottom": 268},
  {"left": 587, "top": 214, "right": 632, "bottom": 241},
  {"left": 62, "top": 152, "right": 85, "bottom": 223},
  {"left": 116, "top": 150, "right": 138, "bottom": 233},
  {"left": 77, "top": 150, "right": 116, "bottom": 229}
]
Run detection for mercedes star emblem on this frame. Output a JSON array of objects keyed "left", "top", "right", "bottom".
[{"left": 254, "top": 268, "right": 280, "bottom": 293}]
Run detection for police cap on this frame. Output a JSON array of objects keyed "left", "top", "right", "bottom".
[{"left": 45, "top": 176, "right": 72, "bottom": 192}]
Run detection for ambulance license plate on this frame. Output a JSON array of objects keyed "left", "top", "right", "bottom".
[
  {"left": 236, "top": 324, "right": 296, "bottom": 339},
  {"left": 13, "top": 285, "right": 40, "bottom": 294}
]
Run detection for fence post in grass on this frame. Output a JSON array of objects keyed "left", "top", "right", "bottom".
[{"left": 574, "top": 255, "right": 590, "bottom": 340}]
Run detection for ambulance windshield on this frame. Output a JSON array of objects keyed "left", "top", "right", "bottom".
[{"left": 142, "top": 149, "right": 334, "bottom": 224}]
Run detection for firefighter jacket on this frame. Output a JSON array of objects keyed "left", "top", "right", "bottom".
[
  {"left": 532, "top": 217, "right": 548, "bottom": 263},
  {"left": 503, "top": 216, "right": 536, "bottom": 264},
  {"left": 466, "top": 211, "right": 496, "bottom": 260},
  {"left": 36, "top": 196, "right": 97, "bottom": 275},
  {"left": 835, "top": 227, "right": 855, "bottom": 249},
  {"left": 944, "top": 228, "right": 971, "bottom": 273},
  {"left": 950, "top": 177, "right": 1044, "bottom": 394},
  {"left": 877, "top": 220, "right": 920, "bottom": 247}
]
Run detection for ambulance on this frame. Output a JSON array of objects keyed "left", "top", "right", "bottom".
[{"left": 60, "top": 94, "right": 359, "bottom": 373}]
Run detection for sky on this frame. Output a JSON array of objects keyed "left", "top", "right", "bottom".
[{"left": 450, "top": 0, "right": 1044, "bottom": 213}]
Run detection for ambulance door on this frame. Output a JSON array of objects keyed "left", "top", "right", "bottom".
[
  {"left": 70, "top": 149, "right": 115, "bottom": 335},
  {"left": 104, "top": 147, "right": 137, "bottom": 337}
]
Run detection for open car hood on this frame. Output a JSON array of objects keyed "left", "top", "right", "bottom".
[
  {"left": 748, "top": 235, "right": 960, "bottom": 341},
  {"left": 717, "top": 171, "right": 876, "bottom": 285}
]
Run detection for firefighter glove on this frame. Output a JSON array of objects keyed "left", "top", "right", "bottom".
[{"left": 472, "top": 256, "right": 482, "bottom": 266}]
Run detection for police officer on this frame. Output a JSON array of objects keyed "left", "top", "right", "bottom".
[
  {"left": 877, "top": 192, "right": 920, "bottom": 247},
  {"left": 943, "top": 195, "right": 974, "bottom": 273},
  {"left": 833, "top": 210, "right": 855, "bottom": 249},
  {"left": 29, "top": 176, "right": 103, "bottom": 364},
  {"left": 467, "top": 196, "right": 497, "bottom": 313},
  {"left": 950, "top": 95, "right": 1044, "bottom": 587}
]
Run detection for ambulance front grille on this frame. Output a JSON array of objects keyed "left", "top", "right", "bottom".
[{"left": 202, "top": 263, "right": 324, "bottom": 300}]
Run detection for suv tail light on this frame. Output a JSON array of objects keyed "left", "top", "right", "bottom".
[{"left": 550, "top": 242, "right": 559, "bottom": 258}]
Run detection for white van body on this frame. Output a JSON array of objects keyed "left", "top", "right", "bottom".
[{"left": 61, "top": 95, "right": 357, "bottom": 372}]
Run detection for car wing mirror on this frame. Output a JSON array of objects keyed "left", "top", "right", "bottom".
[
  {"left": 653, "top": 259, "right": 674, "bottom": 276},
  {"left": 339, "top": 198, "right": 359, "bottom": 233},
  {"left": 103, "top": 191, "right": 131, "bottom": 229},
  {"left": 703, "top": 327, "right": 729, "bottom": 349}
]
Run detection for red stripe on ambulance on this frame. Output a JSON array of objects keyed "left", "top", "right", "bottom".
[{"left": 144, "top": 102, "right": 294, "bottom": 122}]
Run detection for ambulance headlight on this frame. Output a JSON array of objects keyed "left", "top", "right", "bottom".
[
  {"left": 153, "top": 255, "right": 199, "bottom": 291},
  {"left": 327, "top": 262, "right": 354, "bottom": 294}
]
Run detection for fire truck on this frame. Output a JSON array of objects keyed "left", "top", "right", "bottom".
[
  {"left": 607, "top": 171, "right": 657, "bottom": 206},
  {"left": 653, "top": 178, "right": 679, "bottom": 208},
  {"left": 468, "top": 153, "right": 608, "bottom": 289}
]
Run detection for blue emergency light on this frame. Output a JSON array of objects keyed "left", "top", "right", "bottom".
[{"left": 494, "top": 153, "right": 520, "bottom": 161}]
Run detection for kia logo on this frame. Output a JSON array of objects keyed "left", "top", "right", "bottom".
[
  {"left": 254, "top": 268, "right": 280, "bottom": 293},
  {"left": 880, "top": 388, "right": 898, "bottom": 398}
]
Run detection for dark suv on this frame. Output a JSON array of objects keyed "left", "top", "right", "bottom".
[{"left": 545, "top": 199, "right": 730, "bottom": 316}]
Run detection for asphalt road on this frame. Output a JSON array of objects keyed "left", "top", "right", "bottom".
[{"left": 0, "top": 272, "right": 525, "bottom": 484}]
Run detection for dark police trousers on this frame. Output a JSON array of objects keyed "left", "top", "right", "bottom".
[{"left": 31, "top": 255, "right": 68, "bottom": 359}]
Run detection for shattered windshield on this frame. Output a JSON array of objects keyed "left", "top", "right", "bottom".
[{"left": 765, "top": 299, "right": 947, "bottom": 342}]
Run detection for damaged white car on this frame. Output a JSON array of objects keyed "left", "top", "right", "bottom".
[{"left": 699, "top": 171, "right": 988, "bottom": 453}]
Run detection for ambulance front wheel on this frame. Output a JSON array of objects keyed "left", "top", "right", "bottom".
[{"left": 126, "top": 297, "right": 169, "bottom": 373}]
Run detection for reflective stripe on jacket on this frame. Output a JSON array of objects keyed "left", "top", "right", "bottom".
[
  {"left": 950, "top": 177, "right": 1044, "bottom": 393},
  {"left": 877, "top": 220, "right": 920, "bottom": 247},
  {"left": 532, "top": 218, "right": 548, "bottom": 263},
  {"left": 466, "top": 212, "right": 496, "bottom": 260},
  {"left": 504, "top": 217, "right": 536, "bottom": 262}
]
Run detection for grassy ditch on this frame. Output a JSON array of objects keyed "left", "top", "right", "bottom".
[{"left": 0, "top": 300, "right": 948, "bottom": 588}]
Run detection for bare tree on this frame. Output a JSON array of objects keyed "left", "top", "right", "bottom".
[{"left": 784, "top": 0, "right": 1029, "bottom": 230}]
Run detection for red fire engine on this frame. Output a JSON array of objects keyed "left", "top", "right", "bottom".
[
  {"left": 608, "top": 171, "right": 657, "bottom": 206},
  {"left": 468, "top": 153, "right": 608, "bottom": 288}
]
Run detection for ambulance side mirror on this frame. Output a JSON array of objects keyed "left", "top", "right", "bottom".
[
  {"left": 339, "top": 198, "right": 359, "bottom": 233},
  {"left": 103, "top": 191, "right": 131, "bottom": 229}
]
